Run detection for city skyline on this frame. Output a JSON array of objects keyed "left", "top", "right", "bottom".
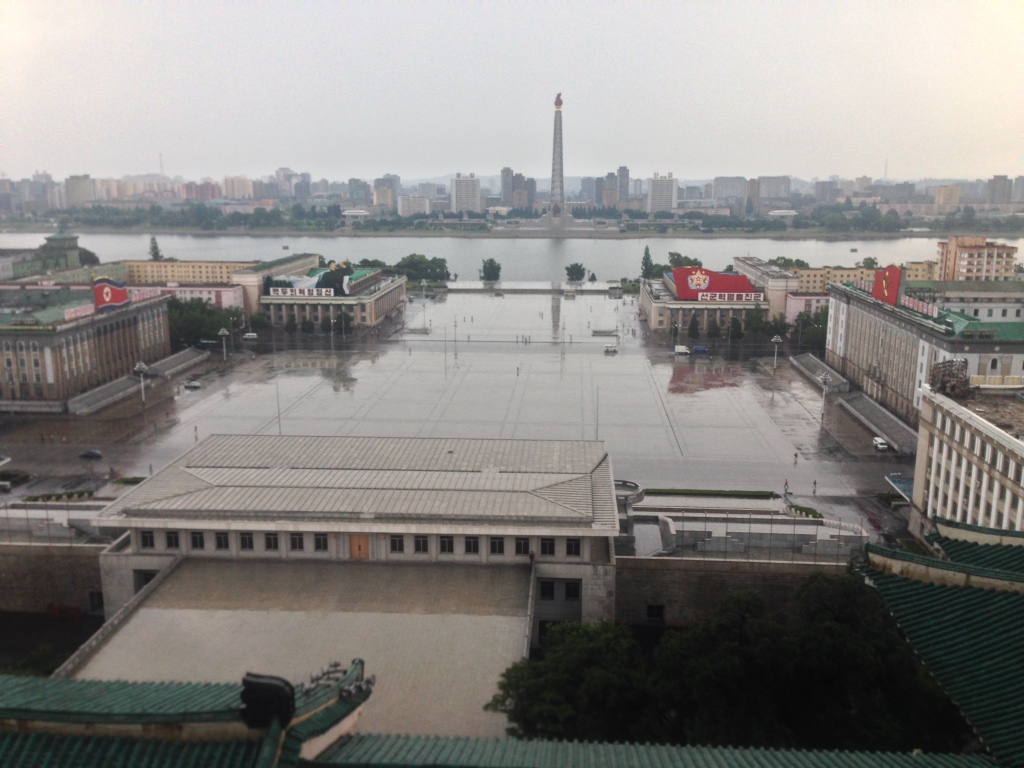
[{"left": 2, "top": 1, "right": 1021, "bottom": 182}]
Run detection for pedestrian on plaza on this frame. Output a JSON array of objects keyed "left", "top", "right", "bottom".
[
  {"left": 813, "top": 480, "right": 817, "bottom": 495},
  {"left": 516, "top": 367, "right": 519, "bottom": 376},
  {"left": 794, "top": 452, "right": 798, "bottom": 464},
  {"left": 784, "top": 479, "right": 789, "bottom": 493}
]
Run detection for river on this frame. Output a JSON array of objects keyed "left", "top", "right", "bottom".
[{"left": 2, "top": 232, "right": 1021, "bottom": 282}]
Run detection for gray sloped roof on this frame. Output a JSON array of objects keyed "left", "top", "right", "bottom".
[{"left": 102, "top": 435, "right": 617, "bottom": 531}]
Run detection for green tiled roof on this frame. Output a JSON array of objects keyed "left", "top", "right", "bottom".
[
  {"left": 0, "top": 731, "right": 260, "bottom": 768},
  {"left": 866, "top": 570, "right": 1024, "bottom": 768},
  {"left": 312, "top": 734, "right": 994, "bottom": 768},
  {"left": 906, "top": 281, "right": 1024, "bottom": 294},
  {"left": 932, "top": 537, "right": 1024, "bottom": 575},
  {"left": 935, "top": 517, "right": 1024, "bottom": 541},
  {"left": 866, "top": 543, "right": 1024, "bottom": 586},
  {"left": 0, "top": 675, "right": 242, "bottom": 724}
]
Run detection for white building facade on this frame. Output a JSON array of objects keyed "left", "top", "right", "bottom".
[
  {"left": 450, "top": 173, "right": 482, "bottom": 214},
  {"left": 646, "top": 173, "right": 678, "bottom": 213}
]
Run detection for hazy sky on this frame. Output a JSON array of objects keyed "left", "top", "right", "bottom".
[{"left": 2, "top": 1, "right": 1022, "bottom": 183}]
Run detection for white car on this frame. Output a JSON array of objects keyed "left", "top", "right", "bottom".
[
  {"left": 873, "top": 437, "right": 889, "bottom": 451},
  {"left": 184, "top": 380, "right": 202, "bottom": 390}
]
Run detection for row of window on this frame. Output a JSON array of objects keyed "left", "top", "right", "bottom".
[
  {"left": 141, "top": 530, "right": 583, "bottom": 558},
  {"left": 389, "top": 534, "right": 580, "bottom": 557},
  {"left": 539, "top": 580, "right": 580, "bottom": 601},
  {"left": 142, "top": 530, "right": 328, "bottom": 552}
]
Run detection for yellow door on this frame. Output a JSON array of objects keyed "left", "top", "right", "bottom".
[{"left": 350, "top": 534, "right": 369, "bottom": 560}]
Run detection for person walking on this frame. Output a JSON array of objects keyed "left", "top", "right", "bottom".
[{"left": 813, "top": 480, "right": 817, "bottom": 495}]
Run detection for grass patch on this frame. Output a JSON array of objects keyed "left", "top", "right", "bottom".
[
  {"left": 788, "top": 504, "right": 823, "bottom": 519},
  {"left": 113, "top": 477, "right": 146, "bottom": 485},
  {"left": 646, "top": 488, "right": 781, "bottom": 499}
]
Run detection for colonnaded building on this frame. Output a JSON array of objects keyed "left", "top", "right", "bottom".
[
  {"left": 640, "top": 266, "right": 769, "bottom": 336},
  {"left": 0, "top": 285, "right": 169, "bottom": 412}
]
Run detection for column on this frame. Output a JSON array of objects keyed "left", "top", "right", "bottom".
[
  {"left": 965, "top": 463, "right": 979, "bottom": 524},
  {"left": 977, "top": 471, "right": 990, "bottom": 527},
  {"left": 928, "top": 436, "right": 944, "bottom": 518},
  {"left": 956, "top": 452, "right": 968, "bottom": 522}
]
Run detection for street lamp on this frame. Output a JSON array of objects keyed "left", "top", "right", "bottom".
[
  {"left": 819, "top": 372, "right": 832, "bottom": 422},
  {"left": 421, "top": 279, "right": 427, "bottom": 329},
  {"left": 218, "top": 327, "right": 229, "bottom": 362},
  {"left": 133, "top": 361, "right": 148, "bottom": 405},
  {"left": 771, "top": 335, "right": 783, "bottom": 371}
]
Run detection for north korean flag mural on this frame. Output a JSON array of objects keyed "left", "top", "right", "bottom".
[
  {"left": 92, "top": 277, "right": 130, "bottom": 312},
  {"left": 871, "top": 265, "right": 902, "bottom": 306}
]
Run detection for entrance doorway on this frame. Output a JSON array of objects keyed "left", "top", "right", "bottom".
[{"left": 349, "top": 534, "right": 369, "bottom": 559}]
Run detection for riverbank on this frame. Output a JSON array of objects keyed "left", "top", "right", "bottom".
[{"left": 0, "top": 223, "right": 966, "bottom": 242}]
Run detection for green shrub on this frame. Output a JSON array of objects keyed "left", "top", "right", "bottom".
[
  {"left": 646, "top": 488, "right": 780, "bottom": 499},
  {"left": 789, "top": 504, "right": 823, "bottom": 519}
]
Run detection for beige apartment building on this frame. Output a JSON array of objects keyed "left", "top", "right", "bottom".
[
  {"left": 125, "top": 260, "right": 257, "bottom": 286},
  {"left": 793, "top": 266, "right": 875, "bottom": 294},
  {"left": 938, "top": 236, "right": 1019, "bottom": 282}
]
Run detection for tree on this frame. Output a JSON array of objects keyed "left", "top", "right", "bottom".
[
  {"left": 485, "top": 620, "right": 650, "bottom": 741},
  {"left": 688, "top": 313, "right": 700, "bottom": 340},
  {"left": 767, "top": 256, "right": 810, "bottom": 270},
  {"left": 728, "top": 316, "right": 744, "bottom": 342},
  {"left": 857, "top": 256, "right": 879, "bottom": 269},
  {"left": 668, "top": 253, "right": 702, "bottom": 268},
  {"left": 641, "top": 246, "right": 654, "bottom": 279},
  {"left": 565, "top": 263, "right": 586, "bottom": 282},
  {"left": 706, "top": 317, "right": 720, "bottom": 341},
  {"left": 320, "top": 315, "right": 333, "bottom": 333},
  {"left": 394, "top": 254, "right": 449, "bottom": 282},
  {"left": 249, "top": 313, "right": 269, "bottom": 331},
  {"left": 481, "top": 258, "right": 502, "bottom": 282},
  {"left": 284, "top": 316, "right": 297, "bottom": 334},
  {"left": 300, "top": 319, "right": 315, "bottom": 334},
  {"left": 148, "top": 236, "right": 163, "bottom": 261},
  {"left": 78, "top": 247, "right": 100, "bottom": 266}
]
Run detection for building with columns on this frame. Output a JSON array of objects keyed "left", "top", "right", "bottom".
[
  {"left": 640, "top": 267, "right": 767, "bottom": 336},
  {"left": 912, "top": 386, "right": 1024, "bottom": 536}
]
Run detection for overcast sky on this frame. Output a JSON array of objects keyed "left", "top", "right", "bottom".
[{"left": 2, "top": 1, "right": 1022, "bottom": 184}]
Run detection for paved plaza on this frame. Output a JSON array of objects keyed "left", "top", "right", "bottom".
[{"left": 0, "top": 291, "right": 911, "bottom": 538}]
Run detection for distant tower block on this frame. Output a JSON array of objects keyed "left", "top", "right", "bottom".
[{"left": 550, "top": 93, "right": 564, "bottom": 220}]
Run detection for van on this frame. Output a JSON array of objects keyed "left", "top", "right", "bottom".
[
  {"left": 692, "top": 345, "right": 709, "bottom": 354},
  {"left": 243, "top": 332, "right": 258, "bottom": 340},
  {"left": 674, "top": 345, "right": 690, "bottom": 355},
  {"left": 873, "top": 437, "right": 889, "bottom": 451}
]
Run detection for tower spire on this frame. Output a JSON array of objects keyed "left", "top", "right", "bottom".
[{"left": 550, "top": 93, "right": 564, "bottom": 221}]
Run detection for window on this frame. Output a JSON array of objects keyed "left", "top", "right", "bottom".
[
  {"left": 240, "top": 532, "right": 254, "bottom": 551},
  {"left": 89, "top": 591, "right": 105, "bottom": 612},
  {"left": 564, "top": 582, "right": 581, "bottom": 601},
  {"left": 414, "top": 535, "right": 428, "bottom": 554},
  {"left": 647, "top": 605, "right": 666, "bottom": 626},
  {"left": 166, "top": 531, "right": 180, "bottom": 549},
  {"left": 440, "top": 535, "right": 454, "bottom": 554},
  {"left": 464, "top": 536, "right": 479, "bottom": 554},
  {"left": 991, "top": 358, "right": 999, "bottom": 371},
  {"left": 1003, "top": 309, "right": 1008, "bottom": 317},
  {"left": 265, "top": 532, "right": 279, "bottom": 551},
  {"left": 390, "top": 535, "right": 405, "bottom": 553},
  {"left": 515, "top": 537, "right": 530, "bottom": 556},
  {"left": 190, "top": 531, "right": 205, "bottom": 549},
  {"left": 973, "top": 309, "right": 979, "bottom": 317},
  {"left": 987, "top": 309, "right": 993, "bottom": 317},
  {"left": 540, "top": 538, "right": 555, "bottom": 556},
  {"left": 539, "top": 580, "right": 555, "bottom": 600},
  {"left": 566, "top": 538, "right": 581, "bottom": 557},
  {"left": 314, "top": 533, "right": 328, "bottom": 552},
  {"left": 215, "top": 532, "right": 229, "bottom": 550},
  {"left": 490, "top": 537, "right": 505, "bottom": 555},
  {"left": 290, "top": 533, "right": 304, "bottom": 551},
  {"left": 140, "top": 530, "right": 154, "bottom": 549}
]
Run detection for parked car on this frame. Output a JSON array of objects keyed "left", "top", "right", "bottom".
[
  {"left": 873, "top": 437, "right": 889, "bottom": 451},
  {"left": 79, "top": 449, "right": 103, "bottom": 460},
  {"left": 184, "top": 380, "right": 202, "bottom": 390},
  {"left": 603, "top": 345, "right": 618, "bottom": 354},
  {"left": 692, "top": 345, "right": 709, "bottom": 354},
  {"left": 242, "top": 332, "right": 258, "bottom": 340}
]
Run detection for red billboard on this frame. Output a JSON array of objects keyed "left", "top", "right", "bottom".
[
  {"left": 871, "top": 265, "right": 902, "bottom": 306},
  {"left": 670, "top": 268, "right": 763, "bottom": 302}
]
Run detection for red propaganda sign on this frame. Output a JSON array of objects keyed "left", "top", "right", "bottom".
[
  {"left": 93, "top": 277, "right": 130, "bottom": 312},
  {"left": 872, "top": 265, "right": 902, "bottom": 306}
]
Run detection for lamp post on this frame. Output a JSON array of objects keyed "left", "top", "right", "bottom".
[
  {"left": 771, "top": 334, "right": 783, "bottom": 371},
  {"left": 218, "top": 327, "right": 229, "bottom": 362},
  {"left": 133, "top": 361, "right": 148, "bottom": 405},
  {"left": 421, "top": 279, "right": 427, "bottom": 329},
  {"left": 819, "top": 372, "right": 832, "bottom": 422}
]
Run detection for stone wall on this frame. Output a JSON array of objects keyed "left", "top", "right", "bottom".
[
  {"left": 0, "top": 542, "right": 105, "bottom": 613},
  {"left": 615, "top": 556, "right": 845, "bottom": 627}
]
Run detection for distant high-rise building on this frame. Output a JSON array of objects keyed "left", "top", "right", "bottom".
[
  {"left": 511, "top": 188, "right": 529, "bottom": 209},
  {"left": 758, "top": 176, "right": 791, "bottom": 200},
  {"left": 550, "top": 93, "right": 564, "bottom": 218},
  {"left": 633, "top": 179, "right": 644, "bottom": 198},
  {"left": 603, "top": 172, "right": 619, "bottom": 208},
  {"left": 814, "top": 180, "right": 839, "bottom": 204},
  {"left": 683, "top": 186, "right": 703, "bottom": 200},
  {"left": 223, "top": 176, "right": 253, "bottom": 200},
  {"left": 372, "top": 186, "right": 394, "bottom": 209},
  {"left": 293, "top": 180, "right": 311, "bottom": 199},
  {"left": 934, "top": 185, "right": 961, "bottom": 206},
  {"left": 703, "top": 182, "right": 713, "bottom": 199},
  {"left": 593, "top": 177, "right": 605, "bottom": 208},
  {"left": 65, "top": 175, "right": 94, "bottom": 208},
  {"left": 1013, "top": 176, "right": 1024, "bottom": 202},
  {"left": 579, "top": 177, "right": 594, "bottom": 203},
  {"left": 500, "top": 167, "right": 514, "bottom": 205},
  {"left": 987, "top": 175, "right": 1013, "bottom": 204},
  {"left": 397, "top": 195, "right": 430, "bottom": 217},
  {"left": 524, "top": 178, "right": 537, "bottom": 208},
  {"left": 450, "top": 173, "right": 482, "bottom": 214},
  {"left": 373, "top": 174, "right": 400, "bottom": 211},
  {"left": 745, "top": 178, "right": 760, "bottom": 211},
  {"left": 646, "top": 173, "right": 677, "bottom": 213},
  {"left": 417, "top": 182, "right": 436, "bottom": 200},
  {"left": 854, "top": 176, "right": 873, "bottom": 192},
  {"left": 712, "top": 176, "right": 746, "bottom": 201},
  {"left": 617, "top": 166, "right": 630, "bottom": 201},
  {"left": 939, "top": 236, "right": 1019, "bottom": 282}
]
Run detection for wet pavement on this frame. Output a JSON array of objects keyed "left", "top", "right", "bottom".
[{"left": 0, "top": 292, "right": 914, "bottom": 540}]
